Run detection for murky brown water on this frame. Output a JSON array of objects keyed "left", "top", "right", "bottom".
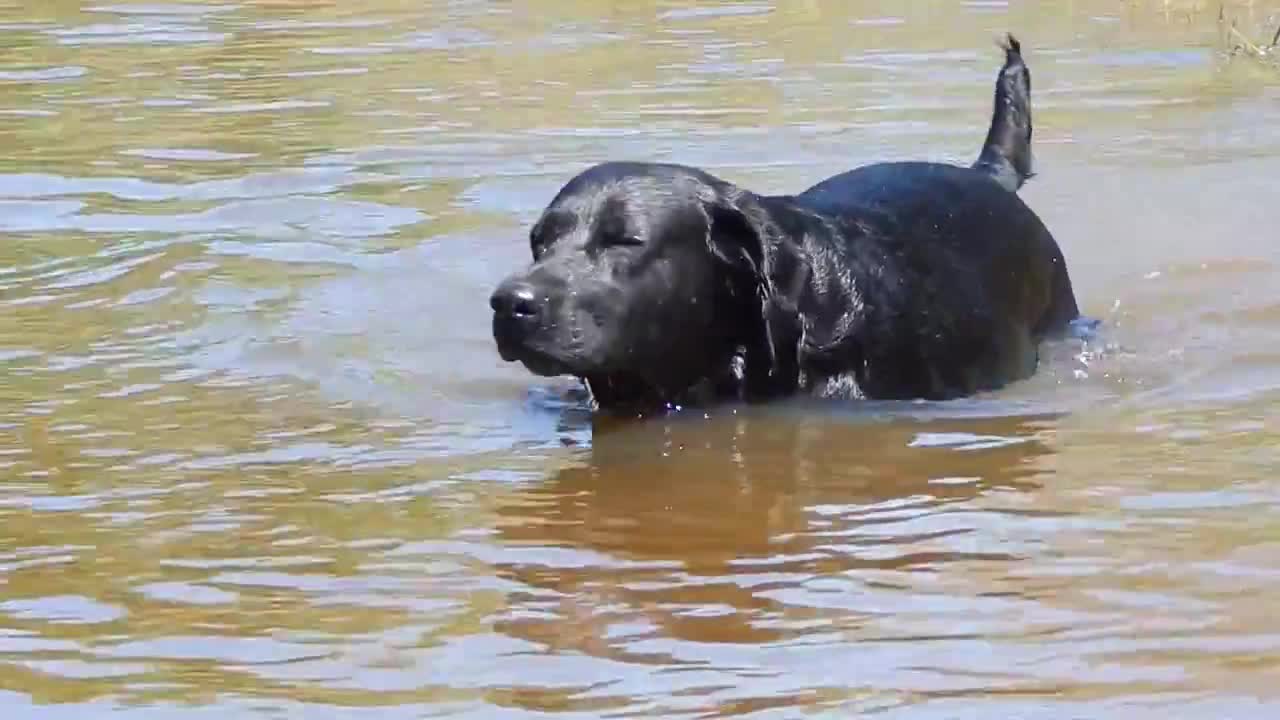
[{"left": 3, "top": 1, "right": 1280, "bottom": 717}]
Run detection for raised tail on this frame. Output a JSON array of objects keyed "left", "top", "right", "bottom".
[{"left": 972, "top": 34, "right": 1034, "bottom": 192}]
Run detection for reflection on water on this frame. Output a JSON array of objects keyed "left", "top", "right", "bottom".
[{"left": 2, "top": 0, "right": 1280, "bottom": 717}]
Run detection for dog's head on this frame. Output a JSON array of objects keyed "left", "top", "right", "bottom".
[{"left": 490, "top": 162, "right": 788, "bottom": 410}]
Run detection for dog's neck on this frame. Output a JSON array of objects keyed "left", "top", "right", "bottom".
[
  {"left": 739, "top": 192, "right": 877, "bottom": 398},
  {"left": 581, "top": 366, "right": 737, "bottom": 416}
]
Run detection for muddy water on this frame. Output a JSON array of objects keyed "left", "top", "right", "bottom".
[{"left": 2, "top": 1, "right": 1280, "bottom": 717}]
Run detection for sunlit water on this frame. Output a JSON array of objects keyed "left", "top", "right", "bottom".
[{"left": 2, "top": 1, "right": 1280, "bottom": 717}]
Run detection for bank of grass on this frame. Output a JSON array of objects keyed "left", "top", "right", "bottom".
[
  {"left": 1227, "top": 21, "right": 1280, "bottom": 63},
  {"left": 1222, "top": 10, "right": 1279, "bottom": 69},
  {"left": 1127, "top": 0, "right": 1280, "bottom": 66}
]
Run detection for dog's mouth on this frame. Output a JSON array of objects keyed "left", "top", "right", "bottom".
[
  {"left": 494, "top": 333, "right": 583, "bottom": 378},
  {"left": 499, "top": 341, "right": 711, "bottom": 414},
  {"left": 515, "top": 350, "right": 576, "bottom": 378},
  {"left": 493, "top": 307, "right": 614, "bottom": 378}
]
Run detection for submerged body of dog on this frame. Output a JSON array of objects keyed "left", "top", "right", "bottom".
[{"left": 491, "top": 36, "right": 1082, "bottom": 413}]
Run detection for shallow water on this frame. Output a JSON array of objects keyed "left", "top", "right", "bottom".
[{"left": 3, "top": 1, "right": 1280, "bottom": 717}]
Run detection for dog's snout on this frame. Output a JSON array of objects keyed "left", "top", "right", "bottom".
[{"left": 490, "top": 280, "right": 542, "bottom": 320}]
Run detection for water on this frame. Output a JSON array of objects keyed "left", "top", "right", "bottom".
[{"left": 2, "top": 1, "right": 1280, "bottom": 717}]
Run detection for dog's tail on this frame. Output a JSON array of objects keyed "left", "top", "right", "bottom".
[{"left": 972, "top": 34, "right": 1034, "bottom": 192}]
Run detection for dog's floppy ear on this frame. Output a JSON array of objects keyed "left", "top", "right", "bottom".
[
  {"left": 704, "top": 193, "right": 767, "bottom": 284},
  {"left": 699, "top": 186, "right": 801, "bottom": 397}
]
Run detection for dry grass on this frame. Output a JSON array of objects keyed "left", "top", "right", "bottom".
[
  {"left": 1127, "top": 0, "right": 1272, "bottom": 12},
  {"left": 1221, "top": 8, "right": 1280, "bottom": 67},
  {"left": 1116, "top": 0, "right": 1279, "bottom": 62},
  {"left": 1226, "top": 21, "right": 1279, "bottom": 57},
  {"left": 1141, "top": 0, "right": 1280, "bottom": 68}
]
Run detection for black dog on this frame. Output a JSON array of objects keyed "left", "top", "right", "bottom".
[{"left": 491, "top": 36, "right": 1081, "bottom": 413}]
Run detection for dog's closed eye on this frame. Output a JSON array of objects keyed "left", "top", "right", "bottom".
[
  {"left": 600, "top": 234, "right": 644, "bottom": 248},
  {"left": 590, "top": 196, "right": 646, "bottom": 250}
]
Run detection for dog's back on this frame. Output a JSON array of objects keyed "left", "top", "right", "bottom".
[{"left": 780, "top": 36, "right": 1080, "bottom": 398}]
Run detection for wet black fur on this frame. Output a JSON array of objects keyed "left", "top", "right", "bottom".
[{"left": 491, "top": 35, "right": 1081, "bottom": 413}]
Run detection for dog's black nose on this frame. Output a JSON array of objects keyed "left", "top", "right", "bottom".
[{"left": 490, "top": 280, "right": 542, "bottom": 320}]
